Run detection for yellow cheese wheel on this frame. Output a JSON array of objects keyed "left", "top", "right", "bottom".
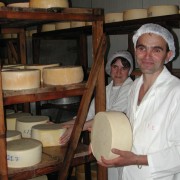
[
  {"left": 6, "top": 130, "right": 22, "bottom": 142},
  {"left": 0, "top": 2, "right": 5, "bottom": 7},
  {"left": 6, "top": 112, "right": 32, "bottom": 131},
  {"left": 7, "top": 3, "right": 29, "bottom": 8},
  {"left": 25, "top": 64, "right": 59, "bottom": 82},
  {"left": 71, "top": 21, "right": 86, "bottom": 28},
  {"left": 16, "top": 116, "right": 49, "bottom": 138},
  {"left": 31, "top": 124, "right": 66, "bottom": 147},
  {"left": 123, "top": 8, "right": 147, "bottom": 20},
  {"left": 55, "top": 22, "right": 71, "bottom": 30},
  {"left": 41, "top": 23, "right": 56, "bottom": 32},
  {"left": 105, "top": 13, "right": 123, "bottom": 23},
  {"left": 2, "top": 69, "right": 41, "bottom": 90},
  {"left": 147, "top": 5, "right": 179, "bottom": 17},
  {"left": 29, "top": 0, "right": 69, "bottom": 8},
  {"left": 43, "top": 66, "right": 84, "bottom": 85},
  {"left": 7, "top": 138, "right": 42, "bottom": 168},
  {"left": 91, "top": 111, "right": 132, "bottom": 161}
]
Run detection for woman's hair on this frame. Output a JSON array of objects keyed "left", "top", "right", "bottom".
[{"left": 111, "top": 56, "right": 131, "bottom": 69}]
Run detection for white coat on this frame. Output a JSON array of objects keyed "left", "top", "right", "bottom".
[
  {"left": 121, "top": 67, "right": 180, "bottom": 180},
  {"left": 86, "top": 77, "right": 133, "bottom": 180}
]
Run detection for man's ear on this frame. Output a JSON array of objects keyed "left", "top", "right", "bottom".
[{"left": 165, "top": 50, "right": 173, "bottom": 63}]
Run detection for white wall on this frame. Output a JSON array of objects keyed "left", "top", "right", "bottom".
[{"left": 72, "top": 0, "right": 180, "bottom": 69}]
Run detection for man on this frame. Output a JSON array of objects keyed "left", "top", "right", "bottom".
[{"left": 99, "top": 23, "right": 180, "bottom": 180}]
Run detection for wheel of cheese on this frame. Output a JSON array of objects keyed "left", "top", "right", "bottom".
[
  {"left": 6, "top": 130, "right": 22, "bottom": 142},
  {"left": 7, "top": 138, "right": 42, "bottom": 168},
  {"left": 28, "top": 175, "right": 48, "bottom": 180},
  {"left": 55, "top": 22, "right": 71, "bottom": 30},
  {"left": 71, "top": 21, "right": 86, "bottom": 28},
  {"left": 7, "top": 3, "right": 29, "bottom": 8},
  {"left": 2, "top": 69, "right": 41, "bottom": 90},
  {"left": 147, "top": 5, "right": 179, "bottom": 17},
  {"left": 16, "top": 116, "right": 49, "bottom": 138},
  {"left": 6, "top": 112, "right": 32, "bottom": 131},
  {"left": 25, "top": 64, "right": 59, "bottom": 83},
  {"left": 105, "top": 13, "right": 123, "bottom": 23},
  {"left": 41, "top": 23, "right": 56, "bottom": 32},
  {"left": 31, "top": 124, "right": 66, "bottom": 147},
  {"left": 123, "top": 8, "right": 147, "bottom": 20},
  {"left": 91, "top": 111, "right": 132, "bottom": 161},
  {"left": 43, "top": 66, "right": 84, "bottom": 85},
  {"left": 29, "top": 0, "right": 69, "bottom": 8},
  {"left": 0, "top": 2, "right": 5, "bottom": 7}
]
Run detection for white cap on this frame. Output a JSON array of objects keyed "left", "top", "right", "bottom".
[
  {"left": 105, "top": 50, "right": 133, "bottom": 76},
  {"left": 133, "top": 23, "right": 175, "bottom": 63}
]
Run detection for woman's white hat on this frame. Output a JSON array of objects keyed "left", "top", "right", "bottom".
[
  {"left": 105, "top": 50, "right": 134, "bottom": 76},
  {"left": 132, "top": 23, "right": 175, "bottom": 63}
]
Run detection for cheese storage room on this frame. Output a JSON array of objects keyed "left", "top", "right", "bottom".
[{"left": 0, "top": 0, "right": 180, "bottom": 180}]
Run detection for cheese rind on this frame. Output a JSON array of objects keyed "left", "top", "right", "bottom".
[
  {"left": 7, "top": 3, "right": 29, "bottom": 8},
  {"left": 43, "top": 66, "right": 84, "bottom": 85},
  {"left": 55, "top": 22, "right": 71, "bottom": 30},
  {"left": 6, "top": 130, "right": 22, "bottom": 142},
  {"left": 31, "top": 124, "right": 66, "bottom": 147},
  {"left": 29, "top": 0, "right": 69, "bottom": 8},
  {"left": 6, "top": 112, "right": 32, "bottom": 131},
  {"left": 2, "top": 69, "right": 41, "bottom": 90},
  {"left": 41, "top": 24, "right": 56, "bottom": 32},
  {"left": 148, "top": 5, "right": 179, "bottom": 17},
  {"left": 16, "top": 116, "right": 49, "bottom": 138},
  {"left": 123, "top": 8, "right": 147, "bottom": 20},
  {"left": 91, "top": 111, "right": 132, "bottom": 161},
  {"left": 105, "top": 13, "right": 123, "bottom": 23},
  {"left": 7, "top": 138, "right": 42, "bottom": 168},
  {"left": 71, "top": 21, "right": 86, "bottom": 28}
]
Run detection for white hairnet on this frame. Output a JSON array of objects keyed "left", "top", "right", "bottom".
[
  {"left": 105, "top": 50, "right": 134, "bottom": 76},
  {"left": 133, "top": 23, "right": 175, "bottom": 63}
]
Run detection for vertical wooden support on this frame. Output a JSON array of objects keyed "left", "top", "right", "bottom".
[
  {"left": 0, "top": 71, "right": 8, "bottom": 180},
  {"left": 92, "top": 20, "right": 107, "bottom": 180}
]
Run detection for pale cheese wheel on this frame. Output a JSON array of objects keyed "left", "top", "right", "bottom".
[
  {"left": 43, "top": 66, "right": 84, "bottom": 85},
  {"left": 55, "top": 22, "right": 71, "bottom": 30},
  {"left": 6, "top": 130, "right": 22, "bottom": 142},
  {"left": 6, "top": 112, "right": 32, "bottom": 131},
  {"left": 105, "top": 13, "right": 123, "bottom": 23},
  {"left": 91, "top": 111, "right": 132, "bottom": 161},
  {"left": 147, "top": 5, "right": 179, "bottom": 17},
  {"left": 0, "top": 2, "right": 5, "bottom": 7},
  {"left": 25, "top": 64, "right": 60, "bottom": 82},
  {"left": 71, "top": 21, "right": 86, "bottom": 28},
  {"left": 29, "top": 0, "right": 69, "bottom": 8},
  {"left": 16, "top": 116, "right": 49, "bottom": 138},
  {"left": 7, "top": 3, "right": 29, "bottom": 8},
  {"left": 31, "top": 124, "right": 66, "bottom": 147},
  {"left": 7, "top": 138, "right": 42, "bottom": 168},
  {"left": 28, "top": 175, "right": 48, "bottom": 180},
  {"left": 2, "top": 69, "right": 41, "bottom": 90},
  {"left": 123, "top": 8, "right": 148, "bottom": 20},
  {"left": 41, "top": 23, "right": 56, "bottom": 32}
]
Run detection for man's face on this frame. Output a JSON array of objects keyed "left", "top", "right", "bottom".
[
  {"left": 135, "top": 33, "right": 173, "bottom": 75},
  {"left": 110, "top": 59, "right": 130, "bottom": 86}
]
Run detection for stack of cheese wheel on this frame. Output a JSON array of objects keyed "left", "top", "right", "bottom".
[
  {"left": 0, "top": 2, "right": 5, "bottom": 7},
  {"left": 55, "top": 22, "right": 71, "bottom": 30},
  {"left": 29, "top": 0, "right": 69, "bottom": 8},
  {"left": 7, "top": 138, "right": 42, "bottom": 168},
  {"left": 105, "top": 13, "right": 123, "bottom": 23},
  {"left": 43, "top": 66, "right": 84, "bottom": 85},
  {"left": 71, "top": 21, "right": 86, "bottom": 28},
  {"left": 123, "top": 8, "right": 147, "bottom": 20},
  {"left": 6, "top": 130, "right": 22, "bottom": 142},
  {"left": 6, "top": 112, "right": 32, "bottom": 131},
  {"left": 31, "top": 123, "right": 66, "bottom": 147},
  {"left": 41, "top": 23, "right": 56, "bottom": 32},
  {"left": 147, "top": 5, "right": 179, "bottom": 17},
  {"left": 28, "top": 175, "right": 48, "bottom": 180},
  {"left": 2, "top": 64, "right": 25, "bottom": 70},
  {"left": 91, "top": 111, "right": 132, "bottom": 161},
  {"left": 16, "top": 115, "right": 49, "bottom": 138},
  {"left": 25, "top": 63, "right": 59, "bottom": 83},
  {"left": 2, "top": 69, "right": 41, "bottom": 90},
  {"left": 7, "top": 3, "right": 29, "bottom": 8}
]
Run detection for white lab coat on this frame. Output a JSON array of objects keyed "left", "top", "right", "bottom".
[
  {"left": 86, "top": 77, "right": 133, "bottom": 180},
  {"left": 121, "top": 67, "right": 180, "bottom": 180}
]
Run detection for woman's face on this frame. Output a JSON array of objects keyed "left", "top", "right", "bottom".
[{"left": 110, "top": 59, "right": 130, "bottom": 86}]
